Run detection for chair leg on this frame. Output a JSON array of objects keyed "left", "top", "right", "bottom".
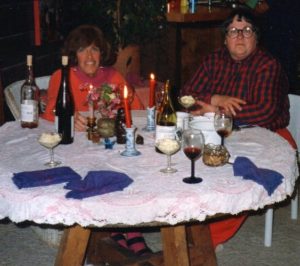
[
  {"left": 264, "top": 207, "right": 273, "bottom": 247},
  {"left": 291, "top": 190, "right": 298, "bottom": 220}
]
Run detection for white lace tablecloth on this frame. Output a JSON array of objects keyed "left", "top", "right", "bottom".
[{"left": 0, "top": 111, "right": 298, "bottom": 227}]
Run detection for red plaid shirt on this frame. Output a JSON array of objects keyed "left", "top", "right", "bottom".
[{"left": 183, "top": 46, "right": 290, "bottom": 131}]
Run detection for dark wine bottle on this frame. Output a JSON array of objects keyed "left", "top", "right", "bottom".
[
  {"left": 155, "top": 80, "right": 177, "bottom": 152},
  {"left": 20, "top": 55, "right": 39, "bottom": 128},
  {"left": 55, "top": 56, "right": 74, "bottom": 144}
]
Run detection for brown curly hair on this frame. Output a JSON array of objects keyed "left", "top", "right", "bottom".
[{"left": 62, "top": 24, "right": 113, "bottom": 67}]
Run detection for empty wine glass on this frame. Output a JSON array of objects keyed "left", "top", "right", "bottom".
[
  {"left": 156, "top": 138, "right": 181, "bottom": 173},
  {"left": 38, "top": 132, "right": 62, "bottom": 167},
  {"left": 214, "top": 108, "right": 233, "bottom": 146},
  {"left": 182, "top": 129, "right": 205, "bottom": 184},
  {"left": 178, "top": 95, "right": 196, "bottom": 113}
]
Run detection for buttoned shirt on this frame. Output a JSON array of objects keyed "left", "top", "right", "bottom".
[{"left": 183, "top": 46, "right": 290, "bottom": 131}]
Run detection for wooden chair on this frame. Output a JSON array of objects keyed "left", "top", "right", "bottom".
[
  {"left": 264, "top": 94, "right": 300, "bottom": 247},
  {"left": 4, "top": 76, "right": 50, "bottom": 120}
]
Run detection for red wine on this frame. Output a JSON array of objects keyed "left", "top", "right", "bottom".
[
  {"left": 217, "top": 129, "right": 230, "bottom": 138},
  {"left": 55, "top": 56, "right": 74, "bottom": 144},
  {"left": 184, "top": 147, "right": 201, "bottom": 160}
]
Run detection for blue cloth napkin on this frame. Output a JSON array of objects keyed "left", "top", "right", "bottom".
[
  {"left": 12, "top": 167, "right": 81, "bottom": 189},
  {"left": 233, "top": 157, "right": 283, "bottom": 196},
  {"left": 64, "top": 170, "right": 133, "bottom": 199}
]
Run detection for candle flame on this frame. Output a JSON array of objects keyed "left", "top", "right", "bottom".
[
  {"left": 150, "top": 73, "right": 155, "bottom": 80},
  {"left": 124, "top": 85, "right": 128, "bottom": 99}
]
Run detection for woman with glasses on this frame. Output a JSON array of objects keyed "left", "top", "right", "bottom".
[{"left": 183, "top": 8, "right": 296, "bottom": 249}]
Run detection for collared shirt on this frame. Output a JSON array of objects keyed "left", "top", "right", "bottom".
[{"left": 183, "top": 46, "right": 290, "bottom": 131}]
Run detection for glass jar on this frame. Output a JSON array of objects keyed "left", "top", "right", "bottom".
[{"left": 203, "top": 144, "right": 230, "bottom": 167}]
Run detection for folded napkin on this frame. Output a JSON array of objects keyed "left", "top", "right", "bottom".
[
  {"left": 233, "top": 157, "right": 283, "bottom": 196},
  {"left": 64, "top": 170, "right": 133, "bottom": 199},
  {"left": 12, "top": 167, "right": 81, "bottom": 189}
]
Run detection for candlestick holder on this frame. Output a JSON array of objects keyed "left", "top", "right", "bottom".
[
  {"left": 87, "top": 117, "right": 96, "bottom": 141},
  {"left": 143, "top": 106, "right": 156, "bottom": 132},
  {"left": 121, "top": 127, "right": 141, "bottom": 157}
]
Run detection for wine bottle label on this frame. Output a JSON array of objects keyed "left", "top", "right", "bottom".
[
  {"left": 155, "top": 125, "right": 176, "bottom": 142},
  {"left": 21, "top": 100, "right": 38, "bottom": 122}
]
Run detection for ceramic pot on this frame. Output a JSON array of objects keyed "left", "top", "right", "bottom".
[{"left": 97, "top": 118, "right": 116, "bottom": 138}]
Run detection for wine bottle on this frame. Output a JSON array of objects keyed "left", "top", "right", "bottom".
[
  {"left": 155, "top": 80, "right": 177, "bottom": 152},
  {"left": 20, "top": 55, "right": 39, "bottom": 128},
  {"left": 55, "top": 56, "right": 74, "bottom": 144}
]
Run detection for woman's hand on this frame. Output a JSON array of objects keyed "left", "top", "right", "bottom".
[
  {"left": 74, "top": 112, "right": 87, "bottom": 132},
  {"left": 190, "top": 100, "right": 218, "bottom": 116},
  {"left": 211, "top": 95, "right": 246, "bottom": 116}
]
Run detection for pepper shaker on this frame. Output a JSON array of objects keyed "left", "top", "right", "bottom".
[{"left": 115, "top": 108, "right": 126, "bottom": 144}]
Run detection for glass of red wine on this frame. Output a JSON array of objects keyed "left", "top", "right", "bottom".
[
  {"left": 214, "top": 108, "right": 233, "bottom": 146},
  {"left": 182, "top": 129, "right": 205, "bottom": 184}
]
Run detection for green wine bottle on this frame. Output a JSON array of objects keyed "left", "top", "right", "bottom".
[{"left": 155, "top": 80, "right": 177, "bottom": 152}]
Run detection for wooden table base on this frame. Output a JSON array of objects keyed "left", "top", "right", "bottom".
[{"left": 54, "top": 223, "right": 217, "bottom": 266}]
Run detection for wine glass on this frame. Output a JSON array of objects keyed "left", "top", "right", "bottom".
[
  {"left": 156, "top": 138, "right": 181, "bottom": 173},
  {"left": 213, "top": 108, "right": 233, "bottom": 146},
  {"left": 178, "top": 95, "right": 196, "bottom": 113},
  {"left": 182, "top": 129, "right": 205, "bottom": 184},
  {"left": 38, "top": 132, "right": 62, "bottom": 167}
]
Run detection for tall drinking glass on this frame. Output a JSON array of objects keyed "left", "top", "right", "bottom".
[{"left": 214, "top": 108, "right": 233, "bottom": 146}]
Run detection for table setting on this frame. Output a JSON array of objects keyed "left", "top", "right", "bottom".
[{"left": 0, "top": 108, "right": 298, "bottom": 228}]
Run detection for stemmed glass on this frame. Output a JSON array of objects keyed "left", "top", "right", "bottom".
[
  {"left": 182, "top": 129, "right": 205, "bottom": 184},
  {"left": 38, "top": 132, "right": 62, "bottom": 167},
  {"left": 213, "top": 108, "right": 233, "bottom": 146},
  {"left": 156, "top": 138, "right": 181, "bottom": 173},
  {"left": 178, "top": 95, "right": 196, "bottom": 113}
]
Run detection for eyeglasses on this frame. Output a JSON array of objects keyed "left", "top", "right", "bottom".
[{"left": 226, "top": 26, "right": 255, "bottom": 38}]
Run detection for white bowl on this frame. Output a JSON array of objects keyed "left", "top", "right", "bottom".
[
  {"left": 190, "top": 116, "right": 215, "bottom": 131},
  {"left": 189, "top": 116, "right": 221, "bottom": 145},
  {"left": 203, "top": 112, "right": 215, "bottom": 120}
]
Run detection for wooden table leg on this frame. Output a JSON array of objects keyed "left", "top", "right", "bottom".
[
  {"left": 161, "top": 223, "right": 217, "bottom": 266},
  {"left": 55, "top": 225, "right": 91, "bottom": 266},
  {"left": 187, "top": 223, "right": 217, "bottom": 266},
  {"left": 161, "top": 225, "right": 190, "bottom": 266}
]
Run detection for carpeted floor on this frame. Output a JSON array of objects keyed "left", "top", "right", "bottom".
[{"left": 0, "top": 197, "right": 299, "bottom": 266}]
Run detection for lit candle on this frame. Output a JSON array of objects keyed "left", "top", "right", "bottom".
[
  {"left": 124, "top": 85, "right": 131, "bottom": 128},
  {"left": 88, "top": 84, "right": 94, "bottom": 118},
  {"left": 149, "top": 73, "right": 156, "bottom": 108}
]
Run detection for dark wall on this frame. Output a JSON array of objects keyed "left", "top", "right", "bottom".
[{"left": 0, "top": 0, "right": 61, "bottom": 121}]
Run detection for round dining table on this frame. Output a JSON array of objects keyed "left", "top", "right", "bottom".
[{"left": 0, "top": 111, "right": 298, "bottom": 266}]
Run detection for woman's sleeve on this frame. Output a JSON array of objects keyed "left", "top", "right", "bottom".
[
  {"left": 41, "top": 70, "right": 61, "bottom": 122},
  {"left": 182, "top": 59, "right": 213, "bottom": 105}
]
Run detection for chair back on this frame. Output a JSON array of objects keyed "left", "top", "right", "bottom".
[
  {"left": 288, "top": 94, "right": 300, "bottom": 150},
  {"left": 4, "top": 76, "right": 50, "bottom": 120}
]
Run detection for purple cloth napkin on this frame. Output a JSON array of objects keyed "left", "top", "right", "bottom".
[
  {"left": 233, "top": 157, "right": 283, "bottom": 196},
  {"left": 12, "top": 167, "right": 81, "bottom": 189},
  {"left": 64, "top": 170, "right": 133, "bottom": 199}
]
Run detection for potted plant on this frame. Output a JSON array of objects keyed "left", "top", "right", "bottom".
[{"left": 70, "top": 0, "right": 166, "bottom": 79}]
